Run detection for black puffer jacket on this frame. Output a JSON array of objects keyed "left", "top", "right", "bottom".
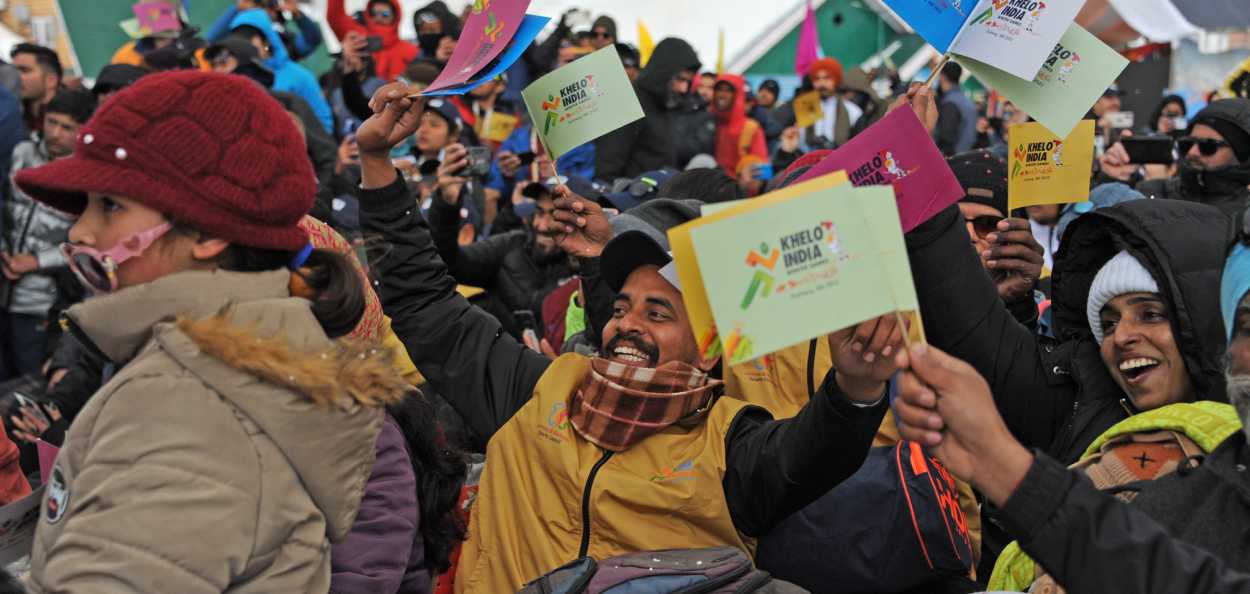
[
  {"left": 595, "top": 38, "right": 701, "bottom": 181},
  {"left": 1137, "top": 98, "right": 1250, "bottom": 217},
  {"left": 426, "top": 197, "right": 571, "bottom": 339},
  {"left": 908, "top": 200, "right": 1233, "bottom": 462}
]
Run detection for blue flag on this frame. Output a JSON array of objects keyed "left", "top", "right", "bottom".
[{"left": 882, "top": 0, "right": 975, "bottom": 53}]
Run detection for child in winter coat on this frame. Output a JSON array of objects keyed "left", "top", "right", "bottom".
[{"left": 13, "top": 70, "right": 407, "bottom": 593}]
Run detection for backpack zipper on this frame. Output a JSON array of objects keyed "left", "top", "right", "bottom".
[{"left": 578, "top": 449, "right": 614, "bottom": 558}]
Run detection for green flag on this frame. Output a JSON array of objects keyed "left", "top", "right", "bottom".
[
  {"left": 522, "top": 46, "right": 644, "bottom": 159},
  {"left": 958, "top": 24, "right": 1129, "bottom": 139}
]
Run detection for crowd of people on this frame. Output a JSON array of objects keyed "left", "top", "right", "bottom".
[{"left": 0, "top": 0, "right": 1245, "bottom": 592}]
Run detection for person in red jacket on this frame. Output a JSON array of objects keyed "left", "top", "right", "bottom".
[
  {"left": 711, "top": 74, "right": 769, "bottom": 194},
  {"left": 327, "top": 0, "right": 418, "bottom": 82}
]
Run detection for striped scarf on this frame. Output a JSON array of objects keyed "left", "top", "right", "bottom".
[{"left": 568, "top": 357, "right": 721, "bottom": 452}]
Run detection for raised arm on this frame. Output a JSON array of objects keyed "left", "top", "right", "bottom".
[{"left": 356, "top": 85, "right": 550, "bottom": 440}]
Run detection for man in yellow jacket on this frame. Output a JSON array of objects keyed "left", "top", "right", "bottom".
[{"left": 356, "top": 84, "right": 903, "bottom": 593}]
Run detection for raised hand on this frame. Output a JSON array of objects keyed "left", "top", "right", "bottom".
[
  {"left": 984, "top": 218, "right": 1044, "bottom": 302},
  {"left": 357, "top": 83, "right": 425, "bottom": 189},
  {"left": 551, "top": 185, "right": 613, "bottom": 258},
  {"left": 892, "top": 343, "right": 1033, "bottom": 506},
  {"left": 828, "top": 314, "right": 905, "bottom": 403}
]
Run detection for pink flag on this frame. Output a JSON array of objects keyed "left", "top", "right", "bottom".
[
  {"left": 798, "top": 107, "right": 964, "bottom": 232},
  {"left": 36, "top": 440, "right": 58, "bottom": 486},
  {"left": 795, "top": 0, "right": 820, "bottom": 77}
]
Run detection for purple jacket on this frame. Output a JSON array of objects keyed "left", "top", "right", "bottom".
[{"left": 331, "top": 415, "right": 431, "bottom": 594}]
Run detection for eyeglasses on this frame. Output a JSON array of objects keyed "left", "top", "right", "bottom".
[
  {"left": 371, "top": 9, "right": 393, "bottom": 19},
  {"left": 1178, "top": 136, "right": 1231, "bottom": 157},
  {"left": 60, "top": 222, "right": 172, "bottom": 293},
  {"left": 965, "top": 215, "right": 1002, "bottom": 238}
]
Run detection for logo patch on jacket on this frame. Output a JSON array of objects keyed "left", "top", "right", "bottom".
[
  {"left": 539, "top": 402, "right": 570, "bottom": 444},
  {"left": 650, "top": 460, "right": 697, "bottom": 483},
  {"left": 45, "top": 466, "right": 68, "bottom": 524}
]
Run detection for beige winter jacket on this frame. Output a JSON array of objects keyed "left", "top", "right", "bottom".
[{"left": 25, "top": 269, "right": 406, "bottom": 593}]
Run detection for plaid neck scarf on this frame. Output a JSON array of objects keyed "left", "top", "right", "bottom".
[{"left": 568, "top": 357, "right": 721, "bottom": 452}]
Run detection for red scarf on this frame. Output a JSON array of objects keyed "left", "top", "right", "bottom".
[
  {"left": 712, "top": 74, "right": 749, "bottom": 176},
  {"left": 568, "top": 357, "right": 721, "bottom": 452}
]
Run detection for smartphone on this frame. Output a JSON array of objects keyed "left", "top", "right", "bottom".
[
  {"left": 1122, "top": 135, "right": 1175, "bottom": 164},
  {"left": 513, "top": 310, "right": 540, "bottom": 350},
  {"left": 12, "top": 392, "right": 50, "bottom": 427},
  {"left": 366, "top": 35, "right": 383, "bottom": 53},
  {"left": 752, "top": 162, "right": 774, "bottom": 182},
  {"left": 516, "top": 151, "right": 537, "bottom": 167},
  {"left": 458, "top": 146, "right": 493, "bottom": 178}
]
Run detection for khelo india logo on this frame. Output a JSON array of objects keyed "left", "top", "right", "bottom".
[
  {"left": 1035, "top": 42, "right": 1082, "bottom": 85},
  {"left": 472, "top": 0, "right": 506, "bottom": 41},
  {"left": 541, "top": 74, "right": 607, "bottom": 134},
  {"left": 456, "top": 0, "right": 507, "bottom": 75},
  {"left": 848, "top": 150, "right": 918, "bottom": 187},
  {"left": 650, "top": 460, "right": 698, "bottom": 483},
  {"left": 1012, "top": 138, "right": 1064, "bottom": 179},
  {"left": 538, "top": 402, "right": 571, "bottom": 444},
  {"left": 740, "top": 220, "right": 848, "bottom": 311},
  {"left": 971, "top": 0, "right": 1047, "bottom": 36}
]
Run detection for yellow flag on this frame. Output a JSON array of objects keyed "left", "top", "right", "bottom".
[
  {"left": 1007, "top": 120, "right": 1095, "bottom": 211},
  {"left": 792, "top": 91, "right": 824, "bottom": 129},
  {"left": 482, "top": 112, "right": 519, "bottom": 143},
  {"left": 637, "top": 20, "right": 655, "bottom": 67},
  {"left": 716, "top": 28, "right": 725, "bottom": 74}
]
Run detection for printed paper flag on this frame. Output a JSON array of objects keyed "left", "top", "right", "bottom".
[
  {"left": 669, "top": 173, "right": 849, "bottom": 360},
  {"left": 880, "top": 0, "right": 976, "bottom": 54},
  {"left": 425, "top": 0, "right": 532, "bottom": 92},
  {"left": 797, "top": 106, "right": 964, "bottom": 232},
  {"left": 949, "top": 0, "right": 1085, "bottom": 81},
  {"left": 1008, "top": 119, "right": 1095, "bottom": 211},
  {"left": 690, "top": 185, "right": 918, "bottom": 366},
  {"left": 421, "top": 14, "right": 550, "bottom": 97},
  {"left": 132, "top": 1, "right": 180, "bottom": 36},
  {"left": 0, "top": 486, "right": 43, "bottom": 566},
  {"left": 481, "top": 111, "right": 520, "bottom": 143},
  {"left": 522, "top": 45, "right": 644, "bottom": 159},
  {"left": 792, "top": 91, "right": 825, "bottom": 129},
  {"left": 959, "top": 24, "right": 1128, "bottom": 139},
  {"left": 36, "top": 440, "right": 58, "bottom": 486}
]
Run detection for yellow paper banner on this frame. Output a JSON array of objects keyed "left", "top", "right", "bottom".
[
  {"left": 1008, "top": 120, "right": 1095, "bottom": 212},
  {"left": 793, "top": 91, "right": 825, "bottom": 130}
]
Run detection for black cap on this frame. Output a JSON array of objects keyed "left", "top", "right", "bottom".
[
  {"left": 93, "top": 64, "right": 146, "bottom": 96},
  {"left": 759, "top": 79, "right": 780, "bottom": 96},
  {"left": 947, "top": 149, "right": 1008, "bottom": 217},
  {"left": 601, "top": 230, "right": 673, "bottom": 293}
]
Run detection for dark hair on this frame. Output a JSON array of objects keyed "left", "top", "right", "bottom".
[
  {"left": 46, "top": 88, "right": 96, "bottom": 125},
  {"left": 700, "top": 72, "right": 717, "bottom": 80},
  {"left": 389, "top": 394, "right": 468, "bottom": 574},
  {"left": 222, "top": 245, "right": 365, "bottom": 339},
  {"left": 1149, "top": 94, "right": 1187, "bottom": 132},
  {"left": 659, "top": 169, "right": 745, "bottom": 204},
  {"left": 170, "top": 223, "right": 367, "bottom": 339},
  {"left": 941, "top": 61, "right": 963, "bottom": 85},
  {"left": 11, "top": 43, "right": 62, "bottom": 80}
]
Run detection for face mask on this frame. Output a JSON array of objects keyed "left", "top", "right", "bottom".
[
  {"left": 418, "top": 33, "right": 443, "bottom": 55},
  {"left": 61, "top": 221, "right": 173, "bottom": 293}
]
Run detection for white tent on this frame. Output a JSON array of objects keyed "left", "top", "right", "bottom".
[{"left": 0, "top": 21, "right": 25, "bottom": 64}]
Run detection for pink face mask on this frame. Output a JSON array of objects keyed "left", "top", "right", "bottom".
[{"left": 60, "top": 222, "right": 172, "bottom": 293}]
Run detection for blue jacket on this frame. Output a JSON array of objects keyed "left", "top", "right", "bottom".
[
  {"left": 209, "top": 6, "right": 323, "bottom": 61},
  {"left": 229, "top": 9, "right": 333, "bottom": 133},
  {"left": 486, "top": 124, "right": 595, "bottom": 197}
]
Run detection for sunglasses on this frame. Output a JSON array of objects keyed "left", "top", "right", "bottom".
[
  {"left": 592, "top": 30, "right": 612, "bottom": 39},
  {"left": 965, "top": 215, "right": 1002, "bottom": 238},
  {"left": 371, "top": 9, "right": 393, "bottom": 19},
  {"left": 60, "top": 222, "right": 172, "bottom": 293},
  {"left": 1177, "top": 136, "right": 1231, "bottom": 157}
]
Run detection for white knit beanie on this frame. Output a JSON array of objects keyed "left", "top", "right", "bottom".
[{"left": 1087, "top": 250, "right": 1160, "bottom": 344}]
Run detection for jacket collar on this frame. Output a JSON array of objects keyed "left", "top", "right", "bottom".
[{"left": 65, "top": 269, "right": 292, "bottom": 365}]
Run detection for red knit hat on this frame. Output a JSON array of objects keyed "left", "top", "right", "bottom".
[{"left": 16, "top": 70, "right": 313, "bottom": 252}]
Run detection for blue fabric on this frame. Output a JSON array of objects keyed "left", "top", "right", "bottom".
[
  {"left": 1222, "top": 243, "right": 1250, "bottom": 343},
  {"left": 486, "top": 124, "right": 596, "bottom": 196},
  {"left": 205, "top": 5, "right": 240, "bottom": 42},
  {"left": 288, "top": 11, "right": 324, "bottom": 60},
  {"left": 229, "top": 9, "right": 334, "bottom": 134}
]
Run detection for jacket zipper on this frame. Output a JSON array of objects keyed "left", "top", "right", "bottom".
[
  {"left": 578, "top": 449, "right": 614, "bottom": 558},
  {"left": 61, "top": 313, "right": 109, "bottom": 365}
]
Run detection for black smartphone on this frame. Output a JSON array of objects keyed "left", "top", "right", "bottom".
[
  {"left": 513, "top": 310, "right": 540, "bottom": 349},
  {"left": 366, "top": 35, "right": 383, "bottom": 53},
  {"left": 458, "top": 146, "right": 493, "bottom": 178},
  {"left": 1122, "top": 135, "right": 1175, "bottom": 165},
  {"left": 516, "top": 151, "right": 537, "bottom": 167}
]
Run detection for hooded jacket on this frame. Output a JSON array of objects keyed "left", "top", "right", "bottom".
[
  {"left": 1136, "top": 99, "right": 1250, "bottom": 216},
  {"left": 230, "top": 9, "right": 334, "bottom": 134},
  {"left": 26, "top": 269, "right": 405, "bottom": 593},
  {"left": 906, "top": 199, "right": 1233, "bottom": 577},
  {"left": 711, "top": 74, "right": 768, "bottom": 176},
  {"left": 907, "top": 199, "right": 1232, "bottom": 464},
  {"left": 327, "top": 0, "right": 420, "bottom": 82},
  {"left": 595, "top": 38, "right": 701, "bottom": 181}
]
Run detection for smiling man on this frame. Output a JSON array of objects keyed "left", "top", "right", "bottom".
[{"left": 357, "top": 85, "right": 898, "bottom": 593}]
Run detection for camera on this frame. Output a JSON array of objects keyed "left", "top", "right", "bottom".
[{"left": 457, "top": 146, "right": 493, "bottom": 178}]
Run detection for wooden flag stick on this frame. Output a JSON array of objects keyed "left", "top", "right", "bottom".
[{"left": 924, "top": 54, "right": 951, "bottom": 88}]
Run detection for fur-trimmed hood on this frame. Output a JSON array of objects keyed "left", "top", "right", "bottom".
[{"left": 65, "top": 268, "right": 407, "bottom": 538}]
